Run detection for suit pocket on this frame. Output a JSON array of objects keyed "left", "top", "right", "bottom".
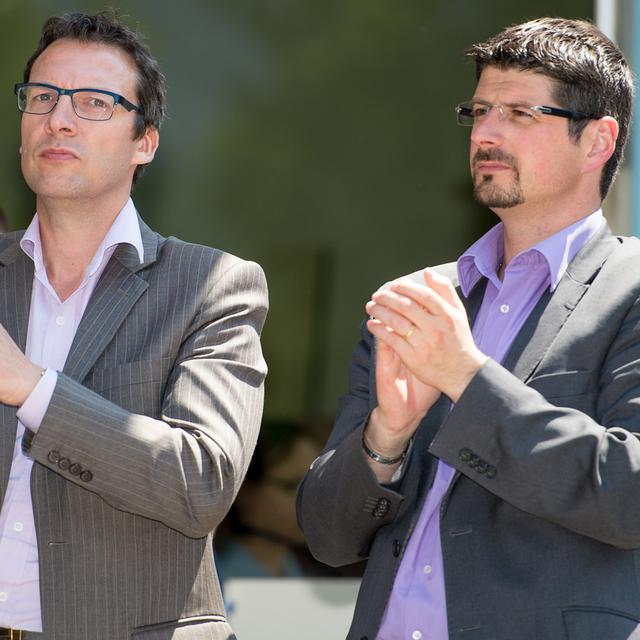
[
  {"left": 131, "top": 615, "right": 234, "bottom": 640},
  {"left": 527, "top": 369, "right": 591, "bottom": 399},
  {"left": 563, "top": 606, "right": 640, "bottom": 639}
]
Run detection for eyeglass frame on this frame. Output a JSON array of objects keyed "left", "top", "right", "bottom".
[
  {"left": 14, "top": 82, "right": 143, "bottom": 121},
  {"left": 455, "top": 101, "right": 596, "bottom": 127}
]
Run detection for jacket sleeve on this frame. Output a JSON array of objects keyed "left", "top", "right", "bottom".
[
  {"left": 24, "top": 258, "right": 268, "bottom": 539},
  {"left": 430, "top": 288, "right": 640, "bottom": 550},
  {"left": 297, "top": 320, "right": 409, "bottom": 566}
]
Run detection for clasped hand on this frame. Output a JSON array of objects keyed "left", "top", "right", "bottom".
[{"left": 363, "top": 269, "right": 487, "bottom": 456}]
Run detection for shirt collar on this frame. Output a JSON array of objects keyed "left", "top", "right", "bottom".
[
  {"left": 457, "top": 208, "right": 604, "bottom": 296},
  {"left": 20, "top": 198, "right": 145, "bottom": 277}
]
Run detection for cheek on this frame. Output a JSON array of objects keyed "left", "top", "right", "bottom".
[
  {"left": 92, "top": 137, "right": 137, "bottom": 174},
  {"left": 20, "top": 120, "right": 36, "bottom": 151}
]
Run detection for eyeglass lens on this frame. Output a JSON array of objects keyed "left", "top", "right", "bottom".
[{"left": 18, "top": 85, "right": 116, "bottom": 121}]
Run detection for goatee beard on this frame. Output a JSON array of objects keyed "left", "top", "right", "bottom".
[
  {"left": 472, "top": 148, "right": 524, "bottom": 209},
  {"left": 473, "top": 174, "right": 525, "bottom": 208}
]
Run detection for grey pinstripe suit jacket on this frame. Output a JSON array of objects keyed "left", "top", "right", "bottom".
[{"left": 0, "top": 216, "right": 267, "bottom": 640}]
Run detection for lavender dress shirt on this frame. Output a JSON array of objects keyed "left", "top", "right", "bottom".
[
  {"left": 377, "top": 209, "right": 604, "bottom": 640},
  {"left": 0, "top": 199, "right": 143, "bottom": 631}
]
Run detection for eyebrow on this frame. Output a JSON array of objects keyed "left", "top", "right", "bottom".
[{"left": 471, "top": 98, "right": 543, "bottom": 106}]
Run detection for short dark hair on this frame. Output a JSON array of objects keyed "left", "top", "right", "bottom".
[
  {"left": 23, "top": 11, "right": 167, "bottom": 184},
  {"left": 467, "top": 17, "right": 634, "bottom": 199}
]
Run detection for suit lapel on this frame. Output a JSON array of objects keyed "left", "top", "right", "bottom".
[
  {"left": 432, "top": 261, "right": 487, "bottom": 328},
  {"left": 0, "top": 239, "right": 33, "bottom": 351},
  {"left": 63, "top": 218, "right": 160, "bottom": 382},
  {"left": 503, "top": 223, "right": 619, "bottom": 381},
  {"left": 0, "top": 238, "right": 34, "bottom": 497}
]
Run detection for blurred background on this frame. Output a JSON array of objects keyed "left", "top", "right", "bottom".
[{"left": 1, "top": 0, "right": 637, "bottom": 636}]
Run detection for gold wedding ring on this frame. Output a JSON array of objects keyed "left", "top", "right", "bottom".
[{"left": 404, "top": 326, "right": 414, "bottom": 339}]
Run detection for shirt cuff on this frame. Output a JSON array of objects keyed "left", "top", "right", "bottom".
[{"left": 16, "top": 367, "right": 58, "bottom": 433}]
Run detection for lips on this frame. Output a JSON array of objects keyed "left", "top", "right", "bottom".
[
  {"left": 475, "top": 161, "right": 513, "bottom": 172},
  {"left": 38, "top": 146, "right": 79, "bottom": 161},
  {"left": 473, "top": 149, "right": 516, "bottom": 172}
]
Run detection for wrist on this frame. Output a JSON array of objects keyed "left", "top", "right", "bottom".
[
  {"left": 14, "top": 364, "right": 46, "bottom": 407},
  {"left": 364, "top": 408, "right": 415, "bottom": 459},
  {"left": 445, "top": 352, "right": 488, "bottom": 402},
  {"left": 362, "top": 433, "right": 410, "bottom": 465}
]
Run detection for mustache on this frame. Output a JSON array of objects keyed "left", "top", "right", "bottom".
[{"left": 472, "top": 149, "right": 517, "bottom": 168}]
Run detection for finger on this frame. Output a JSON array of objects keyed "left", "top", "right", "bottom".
[
  {"left": 366, "top": 298, "right": 416, "bottom": 337},
  {"left": 422, "top": 268, "right": 466, "bottom": 312},
  {"left": 367, "top": 318, "right": 415, "bottom": 358},
  {"left": 387, "top": 279, "right": 455, "bottom": 319}
]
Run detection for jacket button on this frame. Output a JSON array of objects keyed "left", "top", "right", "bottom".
[
  {"left": 392, "top": 540, "right": 401, "bottom": 557},
  {"left": 373, "top": 498, "right": 390, "bottom": 518},
  {"left": 69, "top": 463, "right": 83, "bottom": 476},
  {"left": 458, "top": 448, "right": 472, "bottom": 462},
  {"left": 80, "top": 470, "right": 93, "bottom": 483},
  {"left": 47, "top": 450, "right": 60, "bottom": 464},
  {"left": 57, "top": 457, "right": 70, "bottom": 471},
  {"left": 486, "top": 465, "right": 497, "bottom": 479}
]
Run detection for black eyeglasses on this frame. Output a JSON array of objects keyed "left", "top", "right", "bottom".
[
  {"left": 14, "top": 82, "right": 142, "bottom": 121},
  {"left": 455, "top": 101, "right": 595, "bottom": 127}
]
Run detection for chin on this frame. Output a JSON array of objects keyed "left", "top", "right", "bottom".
[
  {"left": 26, "top": 178, "right": 87, "bottom": 201},
  {"left": 474, "top": 181, "right": 524, "bottom": 209}
]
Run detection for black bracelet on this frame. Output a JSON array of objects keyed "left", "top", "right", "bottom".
[{"left": 362, "top": 435, "right": 408, "bottom": 465}]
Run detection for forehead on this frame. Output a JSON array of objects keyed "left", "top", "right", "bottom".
[
  {"left": 473, "top": 66, "right": 557, "bottom": 104},
  {"left": 28, "top": 38, "right": 138, "bottom": 95}
]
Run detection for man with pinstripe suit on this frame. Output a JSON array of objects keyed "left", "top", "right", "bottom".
[{"left": 0, "top": 11, "right": 267, "bottom": 640}]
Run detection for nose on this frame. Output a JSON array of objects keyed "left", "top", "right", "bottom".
[
  {"left": 44, "top": 94, "right": 77, "bottom": 135},
  {"left": 470, "top": 106, "right": 505, "bottom": 148}
]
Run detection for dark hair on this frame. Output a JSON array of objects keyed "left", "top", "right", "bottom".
[
  {"left": 467, "top": 17, "right": 634, "bottom": 199},
  {"left": 23, "top": 11, "right": 166, "bottom": 184}
]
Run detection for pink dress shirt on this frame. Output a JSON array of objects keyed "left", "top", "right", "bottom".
[
  {"left": 0, "top": 199, "right": 143, "bottom": 631},
  {"left": 377, "top": 210, "right": 604, "bottom": 640}
]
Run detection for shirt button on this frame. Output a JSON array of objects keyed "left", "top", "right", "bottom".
[
  {"left": 499, "top": 304, "right": 509, "bottom": 314},
  {"left": 423, "top": 564, "right": 432, "bottom": 575},
  {"left": 56, "top": 315, "right": 65, "bottom": 326},
  {"left": 412, "top": 631, "right": 422, "bottom": 640},
  {"left": 13, "top": 522, "right": 23, "bottom": 532},
  {"left": 0, "top": 592, "right": 8, "bottom": 602}
]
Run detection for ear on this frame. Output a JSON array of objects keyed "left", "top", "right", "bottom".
[
  {"left": 132, "top": 126, "right": 159, "bottom": 167},
  {"left": 583, "top": 116, "right": 618, "bottom": 175}
]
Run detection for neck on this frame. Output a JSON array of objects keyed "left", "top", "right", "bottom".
[
  {"left": 35, "top": 195, "right": 127, "bottom": 301},
  {"left": 496, "top": 197, "right": 601, "bottom": 266}
]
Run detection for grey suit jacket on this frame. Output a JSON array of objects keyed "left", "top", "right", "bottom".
[
  {"left": 0, "top": 217, "right": 267, "bottom": 640},
  {"left": 298, "top": 225, "right": 640, "bottom": 640}
]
